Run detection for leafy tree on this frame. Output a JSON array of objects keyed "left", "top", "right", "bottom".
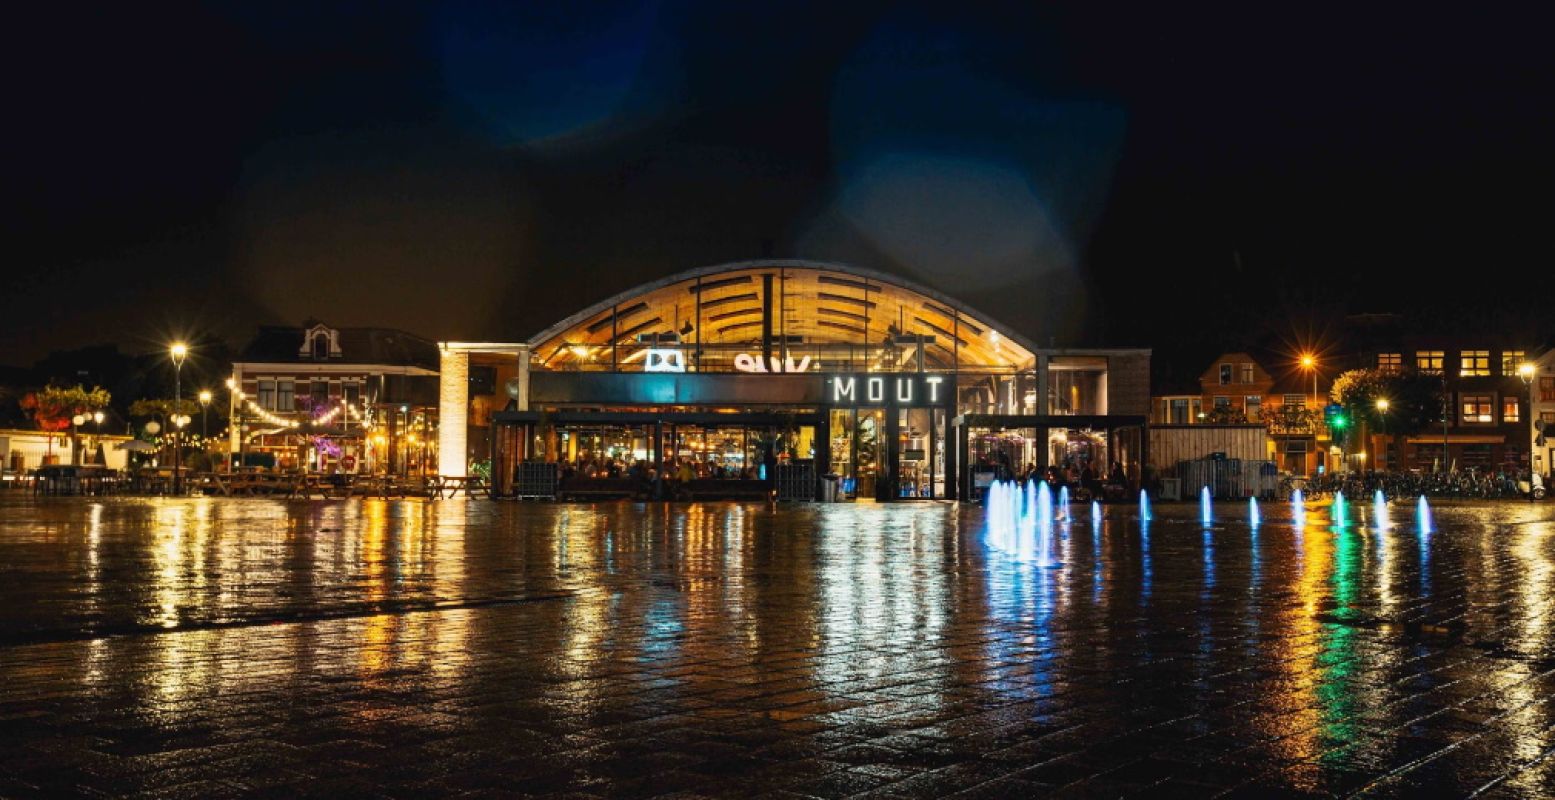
[
  {"left": 1265, "top": 403, "right": 1319, "bottom": 435},
  {"left": 1205, "top": 405, "right": 1249, "bottom": 424},
  {"left": 128, "top": 398, "right": 201, "bottom": 423},
  {"left": 1330, "top": 368, "right": 1443, "bottom": 461},
  {"left": 20, "top": 384, "right": 111, "bottom": 462}
]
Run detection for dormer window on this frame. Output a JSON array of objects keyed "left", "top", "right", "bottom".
[{"left": 300, "top": 324, "right": 340, "bottom": 360}]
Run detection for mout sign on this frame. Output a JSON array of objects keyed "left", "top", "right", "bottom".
[{"left": 828, "top": 374, "right": 947, "bottom": 407}]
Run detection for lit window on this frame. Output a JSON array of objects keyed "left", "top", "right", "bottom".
[
  {"left": 277, "top": 380, "right": 296, "bottom": 412},
  {"left": 1219, "top": 364, "right": 1232, "bottom": 385},
  {"left": 1239, "top": 363, "right": 1255, "bottom": 383},
  {"left": 1245, "top": 395, "right": 1263, "bottom": 420},
  {"left": 1503, "top": 397, "right": 1520, "bottom": 423},
  {"left": 258, "top": 380, "right": 276, "bottom": 410},
  {"left": 1502, "top": 351, "right": 1526, "bottom": 376},
  {"left": 1170, "top": 398, "right": 1188, "bottom": 424},
  {"left": 1542, "top": 377, "right": 1555, "bottom": 403},
  {"left": 1417, "top": 351, "right": 1444, "bottom": 374},
  {"left": 1460, "top": 350, "right": 1490, "bottom": 377},
  {"left": 1377, "top": 353, "right": 1402, "bottom": 375},
  {"left": 1461, "top": 394, "right": 1493, "bottom": 424},
  {"left": 1283, "top": 394, "right": 1306, "bottom": 407}
]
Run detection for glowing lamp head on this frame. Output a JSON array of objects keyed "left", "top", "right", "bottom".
[
  {"left": 92, "top": 411, "right": 104, "bottom": 424},
  {"left": 1375, "top": 399, "right": 1389, "bottom": 412},
  {"left": 169, "top": 342, "right": 188, "bottom": 366},
  {"left": 1300, "top": 354, "right": 1315, "bottom": 369},
  {"left": 198, "top": 390, "right": 213, "bottom": 406},
  {"left": 1519, "top": 363, "right": 1536, "bottom": 381},
  {"left": 72, "top": 414, "right": 86, "bottom": 426}
]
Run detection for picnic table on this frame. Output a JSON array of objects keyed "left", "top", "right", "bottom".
[
  {"left": 33, "top": 464, "right": 119, "bottom": 496},
  {"left": 430, "top": 475, "right": 489, "bottom": 498}
]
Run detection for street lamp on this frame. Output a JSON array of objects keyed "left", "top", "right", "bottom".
[
  {"left": 1375, "top": 398, "right": 1390, "bottom": 472},
  {"left": 1521, "top": 363, "right": 1536, "bottom": 475},
  {"left": 71, "top": 414, "right": 86, "bottom": 465},
  {"left": 198, "top": 389, "right": 212, "bottom": 451},
  {"left": 1300, "top": 354, "right": 1318, "bottom": 407},
  {"left": 170, "top": 342, "right": 187, "bottom": 494}
]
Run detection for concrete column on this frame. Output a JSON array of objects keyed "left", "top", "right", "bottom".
[
  {"left": 515, "top": 345, "right": 531, "bottom": 411},
  {"left": 1035, "top": 354, "right": 1050, "bottom": 415},
  {"left": 228, "top": 366, "right": 242, "bottom": 463},
  {"left": 438, "top": 348, "right": 469, "bottom": 477}
]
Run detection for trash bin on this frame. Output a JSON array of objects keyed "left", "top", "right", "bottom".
[{"left": 819, "top": 473, "right": 841, "bottom": 502}]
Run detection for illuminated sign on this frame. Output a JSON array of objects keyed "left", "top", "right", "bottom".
[
  {"left": 734, "top": 353, "right": 811, "bottom": 373},
  {"left": 644, "top": 349, "right": 685, "bottom": 373},
  {"left": 828, "top": 374, "right": 948, "bottom": 407}
]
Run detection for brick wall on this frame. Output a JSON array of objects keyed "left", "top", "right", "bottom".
[{"left": 1107, "top": 352, "right": 1152, "bottom": 416}]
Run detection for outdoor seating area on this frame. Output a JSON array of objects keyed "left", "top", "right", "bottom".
[{"left": 4, "top": 466, "right": 489, "bottom": 500}]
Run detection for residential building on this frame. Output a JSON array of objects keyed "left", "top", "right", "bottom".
[
  {"left": 1529, "top": 349, "right": 1555, "bottom": 478},
  {"left": 1353, "top": 340, "right": 1537, "bottom": 472},
  {"left": 229, "top": 321, "right": 439, "bottom": 473},
  {"left": 1151, "top": 351, "right": 1332, "bottom": 475}
]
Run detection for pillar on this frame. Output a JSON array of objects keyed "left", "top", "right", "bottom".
[
  {"left": 515, "top": 345, "right": 530, "bottom": 411},
  {"left": 438, "top": 347, "right": 469, "bottom": 477},
  {"left": 228, "top": 366, "right": 242, "bottom": 464},
  {"left": 1035, "top": 353, "right": 1050, "bottom": 415}
]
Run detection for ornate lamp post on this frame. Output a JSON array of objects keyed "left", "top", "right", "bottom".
[
  {"left": 198, "top": 389, "right": 212, "bottom": 451},
  {"left": 144, "top": 419, "right": 162, "bottom": 473},
  {"left": 71, "top": 414, "right": 86, "bottom": 465},
  {"left": 170, "top": 342, "right": 187, "bottom": 494},
  {"left": 1375, "top": 398, "right": 1389, "bottom": 472},
  {"left": 1521, "top": 363, "right": 1537, "bottom": 474},
  {"left": 1300, "top": 354, "right": 1317, "bottom": 406}
]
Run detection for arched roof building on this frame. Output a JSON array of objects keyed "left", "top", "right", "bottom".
[
  {"left": 440, "top": 260, "right": 1149, "bottom": 501},
  {"left": 527, "top": 260, "right": 1035, "bottom": 373}
]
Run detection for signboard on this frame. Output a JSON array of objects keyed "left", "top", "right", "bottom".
[
  {"left": 827, "top": 374, "right": 949, "bottom": 407},
  {"left": 643, "top": 349, "right": 685, "bottom": 373},
  {"left": 734, "top": 353, "right": 811, "bottom": 373}
]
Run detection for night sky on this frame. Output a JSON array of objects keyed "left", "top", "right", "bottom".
[{"left": 7, "top": 2, "right": 1553, "bottom": 379}]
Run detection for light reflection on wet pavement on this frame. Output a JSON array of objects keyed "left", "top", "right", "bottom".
[{"left": 2, "top": 497, "right": 1554, "bottom": 798}]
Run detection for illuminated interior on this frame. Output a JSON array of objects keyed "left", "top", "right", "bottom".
[{"left": 528, "top": 260, "right": 1037, "bottom": 373}]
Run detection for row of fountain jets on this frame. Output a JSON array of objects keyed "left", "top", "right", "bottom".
[{"left": 986, "top": 480, "right": 1436, "bottom": 565}]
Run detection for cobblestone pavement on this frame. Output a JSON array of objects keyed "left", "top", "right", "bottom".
[{"left": 2, "top": 496, "right": 1555, "bottom": 798}]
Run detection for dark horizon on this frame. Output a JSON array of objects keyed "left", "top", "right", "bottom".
[{"left": 6, "top": 3, "right": 1553, "bottom": 375}]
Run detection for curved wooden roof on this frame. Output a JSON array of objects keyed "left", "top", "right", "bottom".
[{"left": 530, "top": 260, "right": 1037, "bottom": 370}]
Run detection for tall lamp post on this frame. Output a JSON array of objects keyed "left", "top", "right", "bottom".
[
  {"left": 1300, "top": 354, "right": 1318, "bottom": 406},
  {"left": 92, "top": 411, "right": 104, "bottom": 464},
  {"left": 1375, "top": 398, "right": 1389, "bottom": 472},
  {"left": 170, "top": 342, "right": 187, "bottom": 494},
  {"left": 71, "top": 414, "right": 86, "bottom": 465},
  {"left": 199, "top": 390, "right": 212, "bottom": 453},
  {"left": 1521, "top": 363, "right": 1537, "bottom": 476},
  {"left": 1442, "top": 375, "right": 1451, "bottom": 474},
  {"left": 1301, "top": 353, "right": 1320, "bottom": 472}
]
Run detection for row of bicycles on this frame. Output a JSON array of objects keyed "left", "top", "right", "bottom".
[{"left": 1288, "top": 469, "right": 1547, "bottom": 501}]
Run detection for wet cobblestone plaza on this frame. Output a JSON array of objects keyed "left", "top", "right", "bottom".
[{"left": 3, "top": 497, "right": 1555, "bottom": 798}]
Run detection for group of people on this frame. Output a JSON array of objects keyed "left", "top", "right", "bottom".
[
  {"left": 980, "top": 450, "right": 1130, "bottom": 500},
  {"left": 559, "top": 456, "right": 761, "bottom": 488}
]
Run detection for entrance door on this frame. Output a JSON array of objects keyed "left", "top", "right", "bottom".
[
  {"left": 898, "top": 408, "right": 939, "bottom": 498},
  {"left": 829, "top": 408, "right": 884, "bottom": 500}
]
